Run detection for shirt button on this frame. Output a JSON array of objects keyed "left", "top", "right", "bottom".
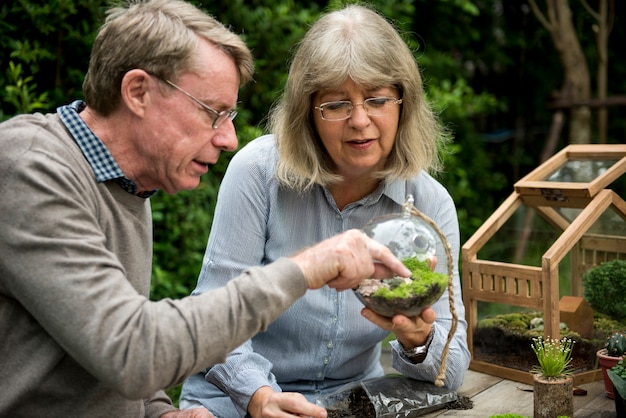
[
  {"left": 324, "top": 357, "right": 329, "bottom": 364},
  {"left": 327, "top": 341, "right": 333, "bottom": 349}
]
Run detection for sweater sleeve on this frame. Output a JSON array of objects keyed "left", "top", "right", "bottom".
[
  {"left": 0, "top": 118, "right": 307, "bottom": 404},
  {"left": 144, "top": 390, "right": 176, "bottom": 418}
]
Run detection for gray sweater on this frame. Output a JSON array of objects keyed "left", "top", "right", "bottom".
[{"left": 0, "top": 113, "right": 306, "bottom": 417}]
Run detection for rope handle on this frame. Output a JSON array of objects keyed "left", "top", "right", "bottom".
[{"left": 409, "top": 205, "right": 459, "bottom": 387}]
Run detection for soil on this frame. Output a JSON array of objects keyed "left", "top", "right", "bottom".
[
  {"left": 324, "top": 386, "right": 473, "bottom": 418},
  {"left": 446, "top": 396, "right": 474, "bottom": 410},
  {"left": 326, "top": 386, "right": 375, "bottom": 418},
  {"left": 474, "top": 335, "right": 598, "bottom": 374},
  {"left": 472, "top": 311, "right": 621, "bottom": 374},
  {"left": 355, "top": 280, "right": 446, "bottom": 317}
]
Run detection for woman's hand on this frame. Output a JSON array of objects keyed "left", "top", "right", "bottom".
[
  {"left": 248, "top": 386, "right": 327, "bottom": 418},
  {"left": 361, "top": 307, "right": 436, "bottom": 349}
]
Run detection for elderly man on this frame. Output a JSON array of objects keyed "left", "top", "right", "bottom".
[{"left": 0, "top": 1, "right": 409, "bottom": 417}]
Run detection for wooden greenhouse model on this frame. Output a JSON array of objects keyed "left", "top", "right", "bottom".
[{"left": 462, "top": 144, "right": 626, "bottom": 385}]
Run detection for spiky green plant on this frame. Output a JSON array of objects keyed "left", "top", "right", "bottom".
[
  {"left": 606, "top": 332, "right": 626, "bottom": 357},
  {"left": 530, "top": 336, "right": 575, "bottom": 379}
]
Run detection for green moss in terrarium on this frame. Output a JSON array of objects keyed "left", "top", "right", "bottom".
[
  {"left": 507, "top": 319, "right": 528, "bottom": 330},
  {"left": 477, "top": 317, "right": 509, "bottom": 329},
  {"left": 476, "top": 311, "right": 625, "bottom": 344},
  {"left": 373, "top": 257, "right": 447, "bottom": 300},
  {"left": 594, "top": 312, "right": 626, "bottom": 334}
]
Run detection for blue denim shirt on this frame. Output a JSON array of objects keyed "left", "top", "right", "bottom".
[{"left": 180, "top": 134, "right": 469, "bottom": 417}]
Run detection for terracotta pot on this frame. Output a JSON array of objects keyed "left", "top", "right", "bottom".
[
  {"left": 533, "top": 374, "right": 574, "bottom": 418},
  {"left": 598, "top": 348, "right": 622, "bottom": 399}
]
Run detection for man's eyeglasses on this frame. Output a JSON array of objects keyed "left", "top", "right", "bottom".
[
  {"left": 154, "top": 75, "right": 237, "bottom": 129},
  {"left": 314, "top": 97, "right": 403, "bottom": 121}
]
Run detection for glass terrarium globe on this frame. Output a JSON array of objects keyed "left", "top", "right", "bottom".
[{"left": 355, "top": 195, "right": 448, "bottom": 317}]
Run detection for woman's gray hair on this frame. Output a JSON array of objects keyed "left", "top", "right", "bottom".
[
  {"left": 83, "top": 0, "right": 254, "bottom": 116},
  {"left": 271, "top": 4, "right": 449, "bottom": 191}
]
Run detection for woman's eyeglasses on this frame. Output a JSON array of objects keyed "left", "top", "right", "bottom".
[{"left": 314, "top": 97, "right": 402, "bottom": 121}]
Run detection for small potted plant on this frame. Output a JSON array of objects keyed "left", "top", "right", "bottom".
[
  {"left": 598, "top": 332, "right": 626, "bottom": 399},
  {"left": 530, "top": 336, "right": 575, "bottom": 418},
  {"left": 608, "top": 358, "right": 626, "bottom": 417},
  {"left": 583, "top": 259, "right": 626, "bottom": 322}
]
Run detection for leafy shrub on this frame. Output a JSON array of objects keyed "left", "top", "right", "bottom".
[
  {"left": 2, "top": 61, "right": 49, "bottom": 117},
  {"left": 583, "top": 260, "right": 626, "bottom": 322},
  {"left": 150, "top": 176, "right": 220, "bottom": 301}
]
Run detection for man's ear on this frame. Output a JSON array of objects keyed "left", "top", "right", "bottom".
[{"left": 120, "top": 69, "right": 153, "bottom": 117}]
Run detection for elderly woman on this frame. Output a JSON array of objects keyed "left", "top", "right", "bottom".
[{"left": 181, "top": 4, "right": 470, "bottom": 418}]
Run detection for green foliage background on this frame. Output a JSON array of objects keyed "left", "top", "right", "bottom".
[
  {"left": 1, "top": 0, "right": 624, "bottom": 319},
  {"left": 2, "top": 0, "right": 625, "bottom": 407}
]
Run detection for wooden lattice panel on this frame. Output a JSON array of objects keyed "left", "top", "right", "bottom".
[
  {"left": 465, "top": 260, "right": 543, "bottom": 309},
  {"left": 571, "top": 234, "right": 626, "bottom": 295}
]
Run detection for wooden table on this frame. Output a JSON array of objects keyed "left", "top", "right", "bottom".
[
  {"left": 380, "top": 348, "right": 617, "bottom": 417},
  {"left": 421, "top": 369, "right": 615, "bottom": 417}
]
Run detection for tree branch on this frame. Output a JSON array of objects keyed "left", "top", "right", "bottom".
[
  {"left": 608, "top": 0, "right": 615, "bottom": 34},
  {"left": 580, "top": 0, "right": 599, "bottom": 21},
  {"left": 528, "top": 0, "right": 552, "bottom": 31}
]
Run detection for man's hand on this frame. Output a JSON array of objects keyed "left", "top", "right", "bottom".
[
  {"left": 160, "top": 407, "right": 215, "bottom": 418},
  {"left": 290, "top": 229, "right": 411, "bottom": 291},
  {"left": 248, "top": 386, "right": 327, "bottom": 418}
]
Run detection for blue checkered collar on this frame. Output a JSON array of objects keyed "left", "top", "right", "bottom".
[{"left": 57, "top": 100, "right": 156, "bottom": 198}]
